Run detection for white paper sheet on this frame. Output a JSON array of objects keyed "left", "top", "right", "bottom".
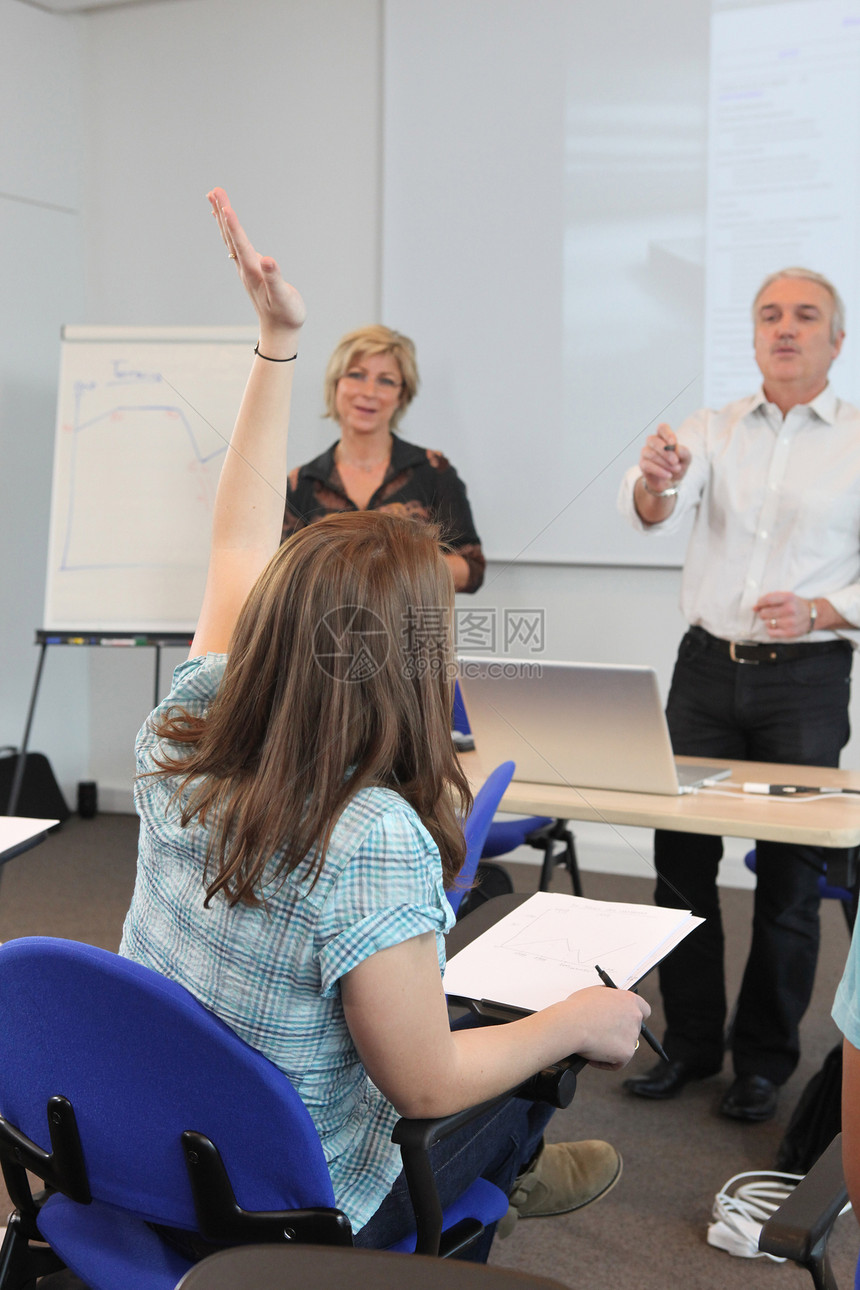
[
  {"left": 443, "top": 892, "right": 703, "bottom": 1014},
  {"left": 0, "top": 817, "right": 55, "bottom": 859}
]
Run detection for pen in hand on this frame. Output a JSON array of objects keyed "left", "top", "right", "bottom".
[{"left": 594, "top": 964, "right": 669, "bottom": 1064}]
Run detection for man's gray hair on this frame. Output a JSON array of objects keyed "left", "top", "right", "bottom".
[{"left": 753, "top": 268, "right": 846, "bottom": 342}]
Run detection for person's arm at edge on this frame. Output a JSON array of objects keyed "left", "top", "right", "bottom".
[
  {"left": 842, "top": 1036, "right": 860, "bottom": 1221},
  {"left": 446, "top": 552, "right": 472, "bottom": 591},
  {"left": 190, "top": 189, "right": 306, "bottom": 660},
  {"left": 341, "top": 932, "right": 648, "bottom": 1119},
  {"left": 446, "top": 550, "right": 484, "bottom": 592}
]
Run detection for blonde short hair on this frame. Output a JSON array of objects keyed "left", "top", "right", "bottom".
[
  {"left": 323, "top": 325, "right": 420, "bottom": 431},
  {"left": 753, "top": 268, "right": 846, "bottom": 343}
]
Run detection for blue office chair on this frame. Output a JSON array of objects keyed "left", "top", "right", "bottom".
[
  {"left": 453, "top": 682, "right": 582, "bottom": 896},
  {"left": 743, "top": 848, "right": 856, "bottom": 932},
  {"left": 448, "top": 760, "right": 516, "bottom": 915},
  {"left": 0, "top": 938, "right": 510, "bottom": 1290}
]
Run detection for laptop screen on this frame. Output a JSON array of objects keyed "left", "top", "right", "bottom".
[{"left": 457, "top": 658, "right": 726, "bottom": 796}]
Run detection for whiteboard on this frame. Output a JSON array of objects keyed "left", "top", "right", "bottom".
[
  {"left": 44, "top": 326, "right": 257, "bottom": 633},
  {"left": 382, "top": 0, "right": 703, "bottom": 567},
  {"left": 382, "top": 0, "right": 860, "bottom": 566}
]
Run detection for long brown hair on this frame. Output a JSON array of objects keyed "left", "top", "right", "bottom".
[{"left": 150, "top": 512, "right": 471, "bottom": 906}]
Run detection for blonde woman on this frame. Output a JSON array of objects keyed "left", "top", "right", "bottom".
[{"left": 282, "top": 324, "right": 484, "bottom": 592}]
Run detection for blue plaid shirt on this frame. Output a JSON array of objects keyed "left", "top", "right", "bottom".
[{"left": 120, "top": 653, "right": 454, "bottom": 1232}]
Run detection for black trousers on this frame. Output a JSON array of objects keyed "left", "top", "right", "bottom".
[{"left": 654, "top": 628, "right": 852, "bottom": 1085}]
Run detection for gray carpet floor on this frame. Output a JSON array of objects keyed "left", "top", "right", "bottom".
[{"left": 0, "top": 814, "right": 856, "bottom": 1288}]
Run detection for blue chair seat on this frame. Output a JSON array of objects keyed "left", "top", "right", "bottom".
[
  {"left": 743, "top": 848, "right": 855, "bottom": 932},
  {"left": 480, "top": 816, "right": 553, "bottom": 858}
]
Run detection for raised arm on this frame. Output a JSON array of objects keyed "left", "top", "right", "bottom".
[{"left": 190, "top": 188, "right": 306, "bottom": 659}]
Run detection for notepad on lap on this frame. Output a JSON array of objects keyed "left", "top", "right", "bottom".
[{"left": 443, "top": 892, "right": 703, "bottom": 1014}]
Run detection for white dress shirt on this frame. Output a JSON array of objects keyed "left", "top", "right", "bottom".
[{"left": 618, "top": 386, "right": 860, "bottom": 643}]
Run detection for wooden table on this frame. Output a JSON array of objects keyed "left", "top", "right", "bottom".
[{"left": 459, "top": 753, "right": 860, "bottom": 849}]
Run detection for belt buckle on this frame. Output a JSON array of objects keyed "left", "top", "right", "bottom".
[{"left": 729, "top": 640, "right": 760, "bottom": 665}]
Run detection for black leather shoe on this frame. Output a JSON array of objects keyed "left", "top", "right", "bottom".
[
  {"left": 720, "top": 1074, "right": 778, "bottom": 1122},
  {"left": 623, "top": 1059, "right": 720, "bottom": 1100}
]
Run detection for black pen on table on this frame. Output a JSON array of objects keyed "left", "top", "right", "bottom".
[{"left": 594, "top": 964, "right": 669, "bottom": 1063}]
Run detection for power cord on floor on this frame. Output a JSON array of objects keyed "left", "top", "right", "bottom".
[{"left": 707, "top": 1170, "right": 806, "bottom": 1260}]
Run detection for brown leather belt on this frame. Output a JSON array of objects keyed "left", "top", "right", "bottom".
[{"left": 690, "top": 625, "right": 850, "bottom": 666}]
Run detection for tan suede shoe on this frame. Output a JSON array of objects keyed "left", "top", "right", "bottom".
[{"left": 501, "top": 1140, "right": 622, "bottom": 1233}]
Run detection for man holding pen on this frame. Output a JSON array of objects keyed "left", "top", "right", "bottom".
[{"left": 618, "top": 269, "right": 860, "bottom": 1121}]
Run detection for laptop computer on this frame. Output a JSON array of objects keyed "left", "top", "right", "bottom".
[{"left": 457, "top": 657, "right": 731, "bottom": 796}]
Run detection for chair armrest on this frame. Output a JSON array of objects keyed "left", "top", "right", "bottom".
[
  {"left": 392, "top": 1094, "right": 512, "bottom": 1257},
  {"left": 391, "top": 1051, "right": 584, "bottom": 1156},
  {"left": 758, "top": 1134, "right": 848, "bottom": 1264},
  {"left": 514, "top": 1056, "right": 581, "bottom": 1109},
  {"left": 391, "top": 1058, "right": 583, "bottom": 1257}
]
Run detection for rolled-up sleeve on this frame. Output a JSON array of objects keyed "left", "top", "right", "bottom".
[{"left": 316, "top": 809, "right": 455, "bottom": 997}]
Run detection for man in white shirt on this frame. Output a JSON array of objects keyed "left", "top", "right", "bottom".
[{"left": 618, "top": 269, "right": 859, "bottom": 1121}]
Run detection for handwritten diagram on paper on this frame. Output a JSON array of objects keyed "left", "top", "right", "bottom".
[
  {"left": 500, "top": 905, "right": 637, "bottom": 969},
  {"left": 44, "top": 332, "right": 256, "bottom": 632},
  {"left": 443, "top": 892, "right": 702, "bottom": 1014}
]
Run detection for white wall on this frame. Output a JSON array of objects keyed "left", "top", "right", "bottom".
[{"left": 0, "top": 0, "right": 89, "bottom": 797}]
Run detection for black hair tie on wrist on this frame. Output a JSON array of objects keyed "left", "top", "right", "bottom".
[{"left": 254, "top": 342, "right": 297, "bottom": 362}]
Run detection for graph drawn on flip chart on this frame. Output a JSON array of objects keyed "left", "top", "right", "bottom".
[{"left": 43, "top": 326, "right": 257, "bottom": 633}]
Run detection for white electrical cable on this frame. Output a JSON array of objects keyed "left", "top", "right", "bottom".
[
  {"left": 707, "top": 1170, "right": 805, "bottom": 1260},
  {"left": 698, "top": 787, "right": 849, "bottom": 803}
]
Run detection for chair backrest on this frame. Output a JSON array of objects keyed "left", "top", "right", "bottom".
[
  {"left": 0, "top": 937, "right": 336, "bottom": 1230},
  {"left": 449, "top": 761, "right": 515, "bottom": 914}
]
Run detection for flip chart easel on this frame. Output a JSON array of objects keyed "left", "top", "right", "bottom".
[
  {"left": 5, "top": 631, "right": 192, "bottom": 817},
  {"left": 3, "top": 325, "right": 257, "bottom": 818}
]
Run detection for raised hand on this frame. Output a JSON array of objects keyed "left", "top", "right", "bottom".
[
  {"left": 208, "top": 187, "right": 306, "bottom": 350},
  {"left": 190, "top": 189, "right": 305, "bottom": 659}
]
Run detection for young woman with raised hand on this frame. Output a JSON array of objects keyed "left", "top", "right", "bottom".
[{"left": 119, "top": 189, "right": 649, "bottom": 1261}]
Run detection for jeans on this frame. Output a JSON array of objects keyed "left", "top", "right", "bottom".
[
  {"left": 654, "top": 628, "right": 852, "bottom": 1084},
  {"left": 354, "top": 1094, "right": 553, "bottom": 1261},
  {"left": 355, "top": 1011, "right": 554, "bottom": 1261}
]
